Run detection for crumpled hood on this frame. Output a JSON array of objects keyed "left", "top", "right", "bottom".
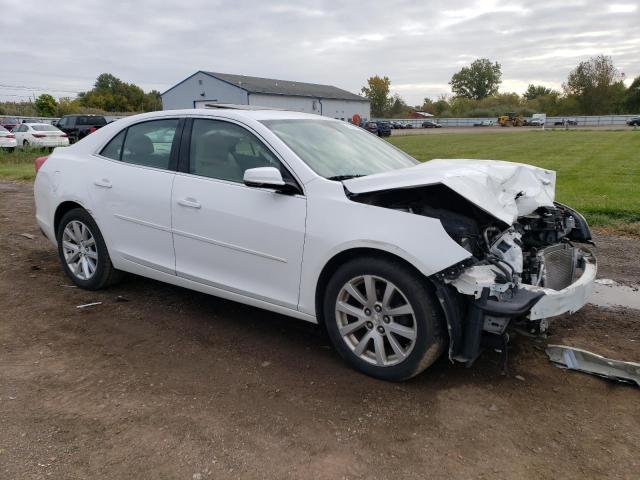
[{"left": 343, "top": 159, "right": 556, "bottom": 224}]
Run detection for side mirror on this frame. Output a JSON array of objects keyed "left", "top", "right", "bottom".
[{"left": 243, "top": 167, "right": 285, "bottom": 189}]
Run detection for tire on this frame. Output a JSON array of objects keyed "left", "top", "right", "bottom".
[
  {"left": 323, "top": 256, "right": 446, "bottom": 381},
  {"left": 23, "top": 140, "right": 29, "bottom": 149},
  {"left": 56, "top": 208, "right": 123, "bottom": 290}
]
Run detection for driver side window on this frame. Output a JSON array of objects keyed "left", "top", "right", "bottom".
[{"left": 189, "top": 119, "right": 282, "bottom": 183}]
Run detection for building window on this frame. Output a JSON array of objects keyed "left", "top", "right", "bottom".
[{"left": 198, "top": 79, "right": 203, "bottom": 85}]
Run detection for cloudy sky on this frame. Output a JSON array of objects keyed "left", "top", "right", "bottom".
[{"left": 1, "top": 0, "right": 638, "bottom": 105}]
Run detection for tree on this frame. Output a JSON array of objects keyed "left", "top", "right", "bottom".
[
  {"left": 626, "top": 76, "right": 640, "bottom": 113},
  {"left": 563, "top": 55, "right": 626, "bottom": 114},
  {"left": 449, "top": 59, "right": 502, "bottom": 100},
  {"left": 361, "top": 75, "right": 392, "bottom": 117},
  {"left": 56, "top": 97, "right": 82, "bottom": 116},
  {"left": 79, "top": 73, "right": 159, "bottom": 112},
  {"left": 524, "top": 84, "right": 556, "bottom": 101},
  {"left": 34, "top": 94, "right": 57, "bottom": 117}
]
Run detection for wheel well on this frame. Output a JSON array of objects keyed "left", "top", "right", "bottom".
[
  {"left": 54, "top": 201, "right": 84, "bottom": 235},
  {"left": 314, "top": 248, "right": 432, "bottom": 327}
]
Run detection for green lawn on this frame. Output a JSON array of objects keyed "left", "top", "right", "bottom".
[
  {"left": 2, "top": 130, "right": 638, "bottom": 233},
  {"left": 0, "top": 149, "right": 41, "bottom": 181},
  {"left": 389, "top": 130, "right": 640, "bottom": 234}
]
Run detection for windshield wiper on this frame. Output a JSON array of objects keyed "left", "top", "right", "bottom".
[{"left": 327, "top": 174, "right": 366, "bottom": 181}]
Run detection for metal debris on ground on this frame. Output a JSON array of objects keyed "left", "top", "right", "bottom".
[
  {"left": 19, "top": 233, "right": 35, "bottom": 239},
  {"left": 76, "top": 302, "right": 103, "bottom": 309},
  {"left": 546, "top": 345, "right": 640, "bottom": 387}
]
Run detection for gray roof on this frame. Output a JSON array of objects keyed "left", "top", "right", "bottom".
[{"left": 203, "top": 71, "right": 368, "bottom": 102}]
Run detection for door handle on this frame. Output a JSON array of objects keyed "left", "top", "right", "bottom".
[
  {"left": 177, "top": 197, "right": 201, "bottom": 209},
  {"left": 93, "top": 179, "right": 112, "bottom": 189}
]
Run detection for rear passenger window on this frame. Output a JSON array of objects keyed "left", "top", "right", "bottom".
[
  {"left": 121, "top": 119, "right": 178, "bottom": 169},
  {"left": 100, "top": 129, "right": 126, "bottom": 160}
]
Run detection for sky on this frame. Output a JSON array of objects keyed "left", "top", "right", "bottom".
[{"left": 1, "top": 0, "right": 639, "bottom": 105}]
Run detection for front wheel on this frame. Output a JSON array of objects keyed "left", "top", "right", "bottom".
[
  {"left": 56, "top": 208, "right": 123, "bottom": 290},
  {"left": 323, "top": 257, "right": 446, "bottom": 381}
]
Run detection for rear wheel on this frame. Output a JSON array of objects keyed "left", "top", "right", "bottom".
[
  {"left": 323, "top": 257, "right": 446, "bottom": 381},
  {"left": 56, "top": 208, "right": 123, "bottom": 290}
]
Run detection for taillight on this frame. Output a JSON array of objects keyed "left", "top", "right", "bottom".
[
  {"left": 7, "top": 134, "right": 14, "bottom": 139},
  {"left": 87, "top": 127, "right": 97, "bottom": 134},
  {"left": 32, "top": 133, "right": 46, "bottom": 138},
  {"left": 35, "top": 156, "right": 48, "bottom": 173},
  {"left": 60, "top": 133, "right": 68, "bottom": 138}
]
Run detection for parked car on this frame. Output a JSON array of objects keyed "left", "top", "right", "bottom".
[
  {"left": 13, "top": 123, "right": 69, "bottom": 150},
  {"left": 33, "top": 108, "right": 596, "bottom": 381},
  {"left": 54, "top": 114, "right": 107, "bottom": 143},
  {"left": 0, "top": 117, "right": 19, "bottom": 132},
  {"left": 402, "top": 122, "right": 414, "bottom": 129},
  {"left": 421, "top": 120, "right": 442, "bottom": 128},
  {"left": 554, "top": 119, "right": 578, "bottom": 126},
  {"left": 474, "top": 120, "right": 494, "bottom": 127},
  {"left": 375, "top": 121, "right": 391, "bottom": 137},
  {"left": 390, "top": 121, "right": 403, "bottom": 129},
  {"left": 0, "top": 126, "right": 17, "bottom": 152},
  {"left": 627, "top": 117, "right": 640, "bottom": 126},
  {"left": 362, "top": 121, "right": 378, "bottom": 135},
  {"left": 527, "top": 119, "right": 545, "bottom": 126}
]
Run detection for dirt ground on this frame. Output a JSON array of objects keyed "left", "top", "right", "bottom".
[{"left": 1, "top": 180, "right": 638, "bottom": 480}]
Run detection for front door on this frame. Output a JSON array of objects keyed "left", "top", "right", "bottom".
[{"left": 171, "top": 118, "right": 306, "bottom": 309}]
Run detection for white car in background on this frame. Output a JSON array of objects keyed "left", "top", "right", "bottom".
[
  {"left": 33, "top": 107, "right": 596, "bottom": 381},
  {"left": 13, "top": 123, "right": 69, "bottom": 150},
  {"left": 0, "top": 126, "right": 17, "bottom": 152}
]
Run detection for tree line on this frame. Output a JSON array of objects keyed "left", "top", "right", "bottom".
[
  {"left": 362, "top": 55, "right": 640, "bottom": 118},
  {"left": 0, "top": 73, "right": 161, "bottom": 117}
]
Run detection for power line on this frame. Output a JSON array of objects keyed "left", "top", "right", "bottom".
[{"left": 0, "top": 82, "right": 82, "bottom": 94}]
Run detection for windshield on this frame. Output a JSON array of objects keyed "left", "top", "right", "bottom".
[{"left": 261, "top": 119, "right": 417, "bottom": 179}]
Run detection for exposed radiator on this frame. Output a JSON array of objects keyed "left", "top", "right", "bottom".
[{"left": 541, "top": 244, "right": 578, "bottom": 290}]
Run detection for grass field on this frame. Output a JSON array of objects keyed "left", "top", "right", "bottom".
[
  {"left": 0, "top": 149, "right": 42, "bottom": 181},
  {"left": 1, "top": 130, "right": 638, "bottom": 233},
  {"left": 389, "top": 130, "right": 640, "bottom": 234}
]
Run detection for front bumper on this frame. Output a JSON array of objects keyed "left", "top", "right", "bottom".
[
  {"left": 449, "top": 246, "right": 597, "bottom": 320},
  {"left": 521, "top": 249, "right": 597, "bottom": 319}
]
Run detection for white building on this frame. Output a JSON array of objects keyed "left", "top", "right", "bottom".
[{"left": 161, "top": 71, "right": 370, "bottom": 121}]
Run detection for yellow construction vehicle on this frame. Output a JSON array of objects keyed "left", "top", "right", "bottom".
[{"left": 497, "top": 112, "right": 524, "bottom": 127}]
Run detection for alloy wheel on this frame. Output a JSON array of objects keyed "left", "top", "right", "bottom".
[
  {"left": 61, "top": 220, "right": 98, "bottom": 280},
  {"left": 335, "top": 275, "right": 417, "bottom": 367}
]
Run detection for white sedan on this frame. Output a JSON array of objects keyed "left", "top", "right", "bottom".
[
  {"left": 13, "top": 122, "right": 69, "bottom": 150},
  {"left": 0, "top": 126, "right": 17, "bottom": 152},
  {"left": 33, "top": 107, "right": 596, "bottom": 380}
]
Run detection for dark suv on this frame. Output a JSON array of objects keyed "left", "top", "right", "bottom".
[
  {"left": 375, "top": 121, "right": 391, "bottom": 137},
  {"left": 54, "top": 115, "right": 107, "bottom": 143},
  {"left": 627, "top": 117, "right": 640, "bottom": 126}
]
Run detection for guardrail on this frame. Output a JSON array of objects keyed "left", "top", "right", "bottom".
[
  {"left": 373, "top": 114, "right": 640, "bottom": 128},
  {"left": 0, "top": 115, "right": 128, "bottom": 125}
]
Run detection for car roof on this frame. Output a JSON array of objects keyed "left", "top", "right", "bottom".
[{"left": 118, "top": 108, "right": 341, "bottom": 123}]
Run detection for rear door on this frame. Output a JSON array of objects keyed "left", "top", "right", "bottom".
[
  {"left": 90, "top": 118, "right": 183, "bottom": 274},
  {"left": 171, "top": 118, "right": 307, "bottom": 309}
]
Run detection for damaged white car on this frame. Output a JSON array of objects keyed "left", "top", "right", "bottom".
[{"left": 34, "top": 107, "right": 596, "bottom": 381}]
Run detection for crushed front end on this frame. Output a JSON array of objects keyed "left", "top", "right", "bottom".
[{"left": 433, "top": 202, "right": 597, "bottom": 365}]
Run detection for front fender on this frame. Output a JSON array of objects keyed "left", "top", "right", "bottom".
[{"left": 297, "top": 180, "right": 472, "bottom": 316}]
